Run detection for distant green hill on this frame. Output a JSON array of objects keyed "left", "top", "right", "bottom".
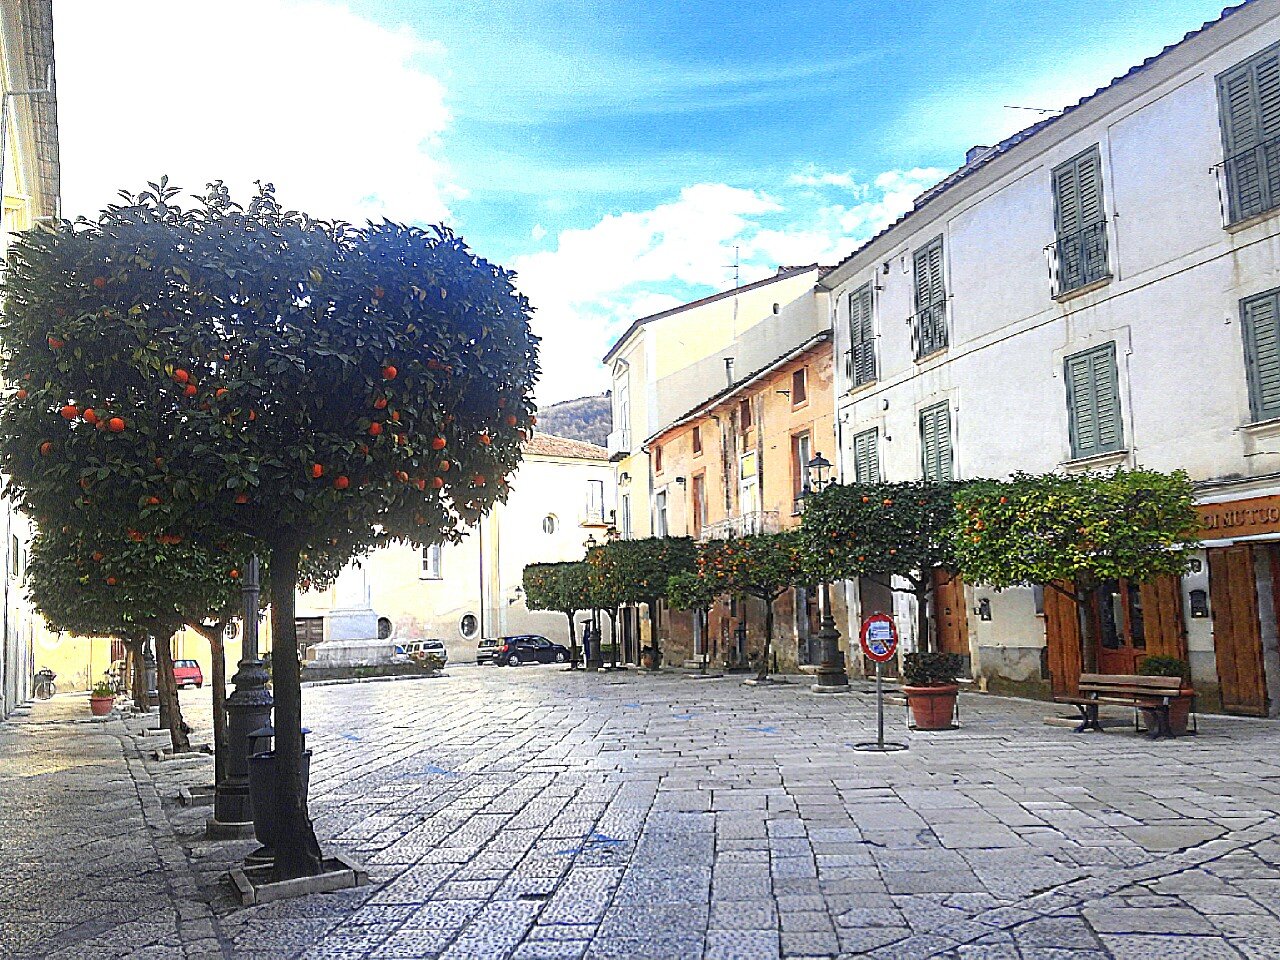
[{"left": 537, "top": 392, "right": 611, "bottom": 446}]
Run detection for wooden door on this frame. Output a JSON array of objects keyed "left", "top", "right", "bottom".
[
  {"left": 1140, "top": 575, "right": 1187, "bottom": 661},
  {"left": 1043, "top": 582, "right": 1082, "bottom": 697},
  {"left": 1091, "top": 580, "right": 1147, "bottom": 676},
  {"left": 1209, "top": 545, "right": 1269, "bottom": 716},
  {"left": 933, "top": 570, "right": 970, "bottom": 658}
]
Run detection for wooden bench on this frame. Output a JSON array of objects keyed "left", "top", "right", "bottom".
[{"left": 1055, "top": 674, "right": 1189, "bottom": 739}]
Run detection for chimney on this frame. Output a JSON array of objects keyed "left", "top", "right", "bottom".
[
  {"left": 725, "top": 357, "right": 735, "bottom": 386},
  {"left": 965, "top": 145, "right": 993, "bottom": 165}
]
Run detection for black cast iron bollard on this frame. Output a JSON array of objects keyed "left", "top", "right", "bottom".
[
  {"left": 811, "top": 581, "right": 850, "bottom": 693},
  {"left": 211, "top": 556, "right": 273, "bottom": 833}
]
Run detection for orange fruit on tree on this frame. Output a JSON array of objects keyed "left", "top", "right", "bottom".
[
  {"left": 334, "top": 475, "right": 350, "bottom": 490},
  {"left": 478, "top": 433, "right": 491, "bottom": 446},
  {"left": 108, "top": 417, "right": 125, "bottom": 432},
  {"left": 173, "top": 368, "right": 190, "bottom": 384},
  {"left": 60, "top": 404, "right": 78, "bottom": 420},
  {"left": 83, "top": 408, "right": 98, "bottom": 424},
  {"left": 431, "top": 436, "right": 446, "bottom": 450},
  {"left": 396, "top": 470, "right": 409, "bottom": 483},
  {"left": 381, "top": 364, "right": 398, "bottom": 380},
  {"left": 311, "top": 463, "right": 324, "bottom": 479},
  {"left": 39, "top": 441, "right": 52, "bottom": 456},
  {"left": 373, "top": 397, "right": 388, "bottom": 410},
  {"left": 431, "top": 477, "right": 444, "bottom": 489},
  {"left": 390, "top": 410, "right": 400, "bottom": 422},
  {"left": 861, "top": 496, "right": 870, "bottom": 503},
  {"left": 395, "top": 434, "right": 407, "bottom": 446},
  {"left": 235, "top": 493, "right": 249, "bottom": 504},
  {"left": 230, "top": 569, "right": 240, "bottom": 579},
  {"left": 47, "top": 336, "right": 64, "bottom": 349},
  {"left": 15, "top": 389, "right": 27, "bottom": 400},
  {"left": 438, "top": 460, "right": 450, "bottom": 472},
  {"left": 215, "top": 387, "right": 228, "bottom": 399},
  {"left": 473, "top": 474, "right": 486, "bottom": 486},
  {"left": 91, "top": 551, "right": 103, "bottom": 563},
  {"left": 92, "top": 276, "right": 107, "bottom": 290},
  {"left": 146, "top": 496, "right": 161, "bottom": 506},
  {"left": 368, "top": 422, "right": 383, "bottom": 436},
  {"left": 105, "top": 576, "right": 117, "bottom": 586},
  {"left": 358, "top": 444, "right": 370, "bottom": 456},
  {"left": 248, "top": 409, "right": 257, "bottom": 421},
  {"left": 184, "top": 384, "right": 197, "bottom": 397},
  {"left": 505, "top": 415, "right": 517, "bottom": 427},
  {"left": 415, "top": 478, "right": 427, "bottom": 491},
  {"left": 882, "top": 498, "right": 893, "bottom": 506}
]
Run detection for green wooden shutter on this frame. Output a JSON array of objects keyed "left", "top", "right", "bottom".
[
  {"left": 1065, "top": 344, "right": 1123, "bottom": 458},
  {"left": 912, "top": 237, "right": 947, "bottom": 357},
  {"left": 1242, "top": 289, "right": 1280, "bottom": 421},
  {"left": 1218, "top": 42, "right": 1280, "bottom": 223},
  {"left": 920, "top": 403, "right": 953, "bottom": 481},
  {"left": 1052, "top": 147, "right": 1108, "bottom": 292},
  {"left": 852, "top": 429, "right": 880, "bottom": 483},
  {"left": 848, "top": 284, "right": 875, "bottom": 386}
]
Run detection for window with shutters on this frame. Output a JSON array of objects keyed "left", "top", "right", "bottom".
[
  {"left": 791, "top": 367, "right": 808, "bottom": 406},
  {"left": 1050, "top": 146, "right": 1110, "bottom": 296},
  {"left": 919, "top": 402, "right": 953, "bottom": 481},
  {"left": 1217, "top": 41, "right": 1280, "bottom": 226},
  {"left": 1064, "top": 343, "right": 1124, "bottom": 459},
  {"left": 1242, "top": 288, "right": 1280, "bottom": 422},
  {"left": 911, "top": 236, "right": 948, "bottom": 359},
  {"left": 791, "top": 431, "right": 812, "bottom": 508},
  {"left": 851, "top": 428, "right": 881, "bottom": 484},
  {"left": 847, "top": 284, "right": 876, "bottom": 387}
]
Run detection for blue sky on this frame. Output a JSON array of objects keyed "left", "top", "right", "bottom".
[{"left": 56, "top": 0, "right": 1236, "bottom": 401}]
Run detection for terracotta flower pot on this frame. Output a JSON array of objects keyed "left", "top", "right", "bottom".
[
  {"left": 1140, "top": 689, "right": 1195, "bottom": 736},
  {"left": 903, "top": 683, "right": 958, "bottom": 730},
  {"left": 89, "top": 695, "right": 114, "bottom": 717}
]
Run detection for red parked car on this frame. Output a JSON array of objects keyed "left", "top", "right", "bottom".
[{"left": 173, "top": 659, "right": 204, "bottom": 689}]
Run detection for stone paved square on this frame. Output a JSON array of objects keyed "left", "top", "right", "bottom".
[{"left": 6, "top": 665, "right": 1280, "bottom": 958}]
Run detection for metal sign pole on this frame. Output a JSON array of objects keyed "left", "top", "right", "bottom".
[
  {"left": 853, "top": 613, "right": 908, "bottom": 753},
  {"left": 876, "top": 661, "right": 884, "bottom": 750}
]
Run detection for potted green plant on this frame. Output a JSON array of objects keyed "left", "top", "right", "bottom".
[
  {"left": 902, "top": 652, "right": 963, "bottom": 730},
  {"left": 89, "top": 681, "right": 115, "bottom": 717},
  {"left": 1138, "top": 655, "right": 1195, "bottom": 736}
]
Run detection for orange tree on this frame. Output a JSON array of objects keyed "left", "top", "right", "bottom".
[
  {"left": 695, "top": 532, "right": 805, "bottom": 680},
  {"left": 25, "top": 523, "right": 255, "bottom": 754},
  {"left": 666, "top": 568, "right": 720, "bottom": 667},
  {"left": 952, "top": 469, "right": 1199, "bottom": 669},
  {"left": 522, "top": 561, "right": 590, "bottom": 665},
  {"left": 586, "top": 542, "right": 625, "bottom": 667},
  {"left": 800, "top": 480, "right": 963, "bottom": 653},
  {"left": 600, "top": 536, "right": 695, "bottom": 668},
  {"left": 0, "top": 180, "right": 538, "bottom": 879}
]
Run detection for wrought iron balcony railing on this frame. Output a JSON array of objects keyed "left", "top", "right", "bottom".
[
  {"left": 698, "top": 510, "right": 781, "bottom": 541},
  {"left": 843, "top": 340, "right": 877, "bottom": 389},
  {"left": 1214, "top": 137, "right": 1280, "bottom": 227},
  {"left": 910, "top": 302, "right": 948, "bottom": 360}
]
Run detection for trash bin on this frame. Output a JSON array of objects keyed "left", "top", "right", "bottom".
[{"left": 246, "top": 725, "right": 311, "bottom": 865}]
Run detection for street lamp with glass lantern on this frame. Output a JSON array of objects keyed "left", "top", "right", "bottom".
[
  {"left": 802, "top": 453, "right": 851, "bottom": 693},
  {"left": 582, "top": 534, "right": 603, "bottom": 669}
]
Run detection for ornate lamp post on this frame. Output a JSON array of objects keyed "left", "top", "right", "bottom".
[
  {"left": 804, "top": 454, "right": 851, "bottom": 693},
  {"left": 209, "top": 555, "right": 272, "bottom": 837},
  {"left": 583, "top": 535, "right": 604, "bottom": 669}
]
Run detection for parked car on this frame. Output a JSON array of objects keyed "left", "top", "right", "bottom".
[
  {"left": 395, "top": 638, "right": 448, "bottom": 665},
  {"left": 476, "top": 637, "right": 502, "bottom": 665},
  {"left": 173, "top": 659, "right": 204, "bottom": 689},
  {"left": 496, "top": 635, "right": 570, "bottom": 667}
]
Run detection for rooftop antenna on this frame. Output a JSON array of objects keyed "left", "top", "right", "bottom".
[
  {"left": 1003, "top": 104, "right": 1059, "bottom": 115},
  {"left": 725, "top": 245, "right": 741, "bottom": 336}
]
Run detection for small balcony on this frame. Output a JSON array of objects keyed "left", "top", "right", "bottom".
[
  {"left": 1214, "top": 138, "right": 1280, "bottom": 227},
  {"left": 1045, "top": 219, "right": 1110, "bottom": 298},
  {"left": 606, "top": 428, "right": 631, "bottom": 462},
  {"left": 698, "top": 510, "right": 781, "bottom": 541},
  {"left": 580, "top": 508, "right": 612, "bottom": 528}
]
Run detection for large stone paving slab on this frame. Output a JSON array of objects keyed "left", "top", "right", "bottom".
[{"left": 7, "top": 666, "right": 1280, "bottom": 958}]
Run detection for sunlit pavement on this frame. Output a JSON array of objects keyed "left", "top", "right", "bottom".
[{"left": 5, "top": 665, "right": 1280, "bottom": 958}]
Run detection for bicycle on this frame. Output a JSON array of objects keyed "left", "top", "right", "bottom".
[{"left": 33, "top": 668, "right": 57, "bottom": 700}]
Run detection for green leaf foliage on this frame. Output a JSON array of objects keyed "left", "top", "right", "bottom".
[
  {"left": 951, "top": 469, "right": 1200, "bottom": 590},
  {"left": 522, "top": 561, "right": 591, "bottom": 617},
  {"left": 0, "top": 179, "right": 539, "bottom": 562},
  {"left": 800, "top": 480, "right": 964, "bottom": 586},
  {"left": 666, "top": 570, "right": 719, "bottom": 612},
  {"left": 694, "top": 532, "right": 806, "bottom": 604},
  {"left": 597, "top": 536, "right": 696, "bottom": 605}
]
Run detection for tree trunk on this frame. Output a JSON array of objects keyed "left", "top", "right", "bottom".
[
  {"left": 757, "top": 600, "right": 775, "bottom": 681},
  {"left": 563, "top": 616, "right": 578, "bottom": 670},
  {"left": 649, "top": 598, "right": 661, "bottom": 670},
  {"left": 154, "top": 632, "right": 190, "bottom": 753},
  {"left": 608, "top": 607, "right": 619, "bottom": 669},
  {"left": 1075, "top": 588, "right": 1097, "bottom": 673},
  {"left": 125, "top": 638, "right": 147, "bottom": 712},
  {"left": 915, "top": 582, "right": 932, "bottom": 654},
  {"left": 192, "top": 621, "right": 229, "bottom": 789},
  {"left": 269, "top": 540, "right": 324, "bottom": 881}
]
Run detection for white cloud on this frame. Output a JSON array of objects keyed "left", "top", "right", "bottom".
[
  {"left": 55, "top": 0, "right": 455, "bottom": 223},
  {"left": 517, "top": 170, "right": 950, "bottom": 404}
]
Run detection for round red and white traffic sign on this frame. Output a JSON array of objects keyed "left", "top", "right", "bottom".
[{"left": 859, "top": 613, "right": 898, "bottom": 663}]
